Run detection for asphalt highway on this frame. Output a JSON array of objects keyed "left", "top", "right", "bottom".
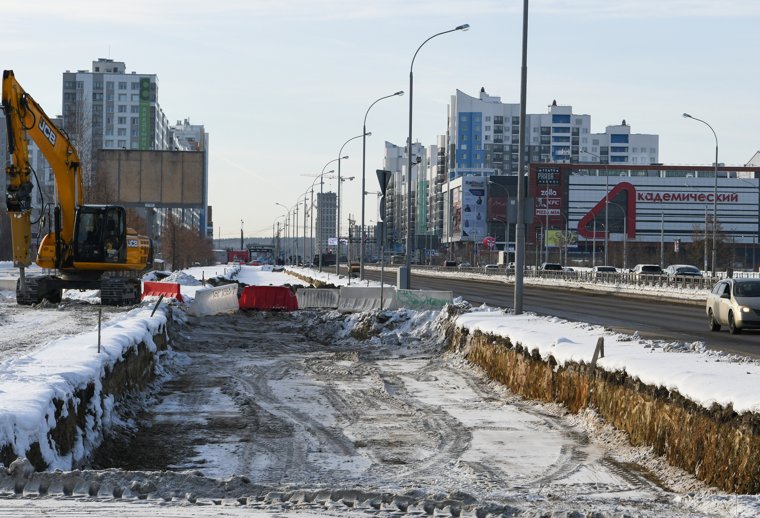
[{"left": 358, "top": 267, "right": 760, "bottom": 359}]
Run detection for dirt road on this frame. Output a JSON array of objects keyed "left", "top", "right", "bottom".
[{"left": 77, "top": 309, "right": 717, "bottom": 516}]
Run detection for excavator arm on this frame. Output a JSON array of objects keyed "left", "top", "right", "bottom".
[{"left": 2, "top": 70, "right": 83, "bottom": 269}]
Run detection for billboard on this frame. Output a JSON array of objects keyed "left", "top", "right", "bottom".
[
  {"left": 460, "top": 177, "right": 487, "bottom": 241},
  {"left": 570, "top": 175, "right": 760, "bottom": 244},
  {"left": 96, "top": 149, "right": 205, "bottom": 207}
]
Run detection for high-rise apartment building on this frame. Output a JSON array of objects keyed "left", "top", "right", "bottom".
[
  {"left": 316, "top": 192, "right": 336, "bottom": 260},
  {"left": 62, "top": 59, "right": 209, "bottom": 240}
]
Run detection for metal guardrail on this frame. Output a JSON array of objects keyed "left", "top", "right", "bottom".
[{"left": 383, "top": 264, "right": 759, "bottom": 291}]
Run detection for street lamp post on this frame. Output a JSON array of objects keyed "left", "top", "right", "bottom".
[
  {"left": 275, "top": 202, "right": 289, "bottom": 263},
  {"left": 337, "top": 134, "right": 368, "bottom": 276},
  {"left": 307, "top": 171, "right": 332, "bottom": 267},
  {"left": 582, "top": 150, "right": 610, "bottom": 265},
  {"left": 361, "top": 91, "right": 403, "bottom": 280},
  {"left": 683, "top": 113, "right": 719, "bottom": 275},
  {"left": 608, "top": 201, "right": 627, "bottom": 269},
  {"left": 405, "top": 23, "right": 469, "bottom": 289},
  {"left": 488, "top": 181, "right": 511, "bottom": 262},
  {"left": 317, "top": 158, "right": 346, "bottom": 272}
]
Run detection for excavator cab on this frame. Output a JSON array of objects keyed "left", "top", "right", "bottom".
[{"left": 73, "top": 206, "right": 126, "bottom": 264}]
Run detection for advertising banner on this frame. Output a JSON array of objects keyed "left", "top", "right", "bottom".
[{"left": 460, "top": 177, "right": 487, "bottom": 241}]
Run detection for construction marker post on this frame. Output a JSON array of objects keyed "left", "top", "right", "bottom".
[
  {"left": 151, "top": 294, "right": 165, "bottom": 317},
  {"left": 97, "top": 308, "right": 102, "bottom": 354}
]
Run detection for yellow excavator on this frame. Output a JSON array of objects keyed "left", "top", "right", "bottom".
[{"left": 2, "top": 70, "right": 152, "bottom": 305}]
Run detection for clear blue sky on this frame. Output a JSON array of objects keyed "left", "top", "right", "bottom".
[{"left": 3, "top": 1, "right": 759, "bottom": 238}]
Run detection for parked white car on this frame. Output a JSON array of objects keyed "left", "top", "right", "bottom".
[{"left": 706, "top": 278, "right": 760, "bottom": 334}]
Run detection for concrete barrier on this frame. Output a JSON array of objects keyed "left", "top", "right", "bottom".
[
  {"left": 189, "top": 284, "right": 239, "bottom": 316},
  {"left": 296, "top": 288, "right": 340, "bottom": 309},
  {"left": 390, "top": 289, "right": 454, "bottom": 311},
  {"left": 142, "top": 281, "right": 184, "bottom": 302},
  {"left": 337, "top": 287, "right": 396, "bottom": 313},
  {"left": 0, "top": 278, "right": 16, "bottom": 291}
]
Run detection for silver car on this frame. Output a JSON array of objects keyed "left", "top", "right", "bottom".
[{"left": 706, "top": 278, "right": 760, "bottom": 334}]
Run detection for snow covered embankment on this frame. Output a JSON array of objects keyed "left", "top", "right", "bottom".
[
  {"left": 0, "top": 306, "right": 171, "bottom": 472},
  {"left": 445, "top": 307, "right": 760, "bottom": 495}
]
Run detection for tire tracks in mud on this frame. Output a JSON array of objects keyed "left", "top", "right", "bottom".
[{"left": 89, "top": 310, "right": 692, "bottom": 514}]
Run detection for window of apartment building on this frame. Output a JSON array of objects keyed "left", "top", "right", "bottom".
[
  {"left": 92, "top": 93, "right": 103, "bottom": 101},
  {"left": 117, "top": 117, "right": 126, "bottom": 124},
  {"left": 118, "top": 82, "right": 127, "bottom": 90},
  {"left": 105, "top": 128, "right": 114, "bottom": 136},
  {"left": 631, "top": 157, "right": 638, "bottom": 163},
  {"left": 76, "top": 81, "right": 83, "bottom": 89},
  {"left": 553, "top": 127, "right": 570, "bottom": 133},
  {"left": 485, "top": 135, "right": 490, "bottom": 141},
  {"left": 63, "top": 92, "right": 76, "bottom": 101},
  {"left": 118, "top": 105, "right": 126, "bottom": 113},
  {"left": 118, "top": 93, "right": 127, "bottom": 101},
  {"left": 650, "top": 148, "right": 656, "bottom": 154},
  {"left": 106, "top": 117, "right": 113, "bottom": 125},
  {"left": 131, "top": 117, "right": 139, "bottom": 125},
  {"left": 131, "top": 128, "right": 139, "bottom": 137},
  {"left": 485, "top": 116, "right": 491, "bottom": 122},
  {"left": 106, "top": 81, "right": 114, "bottom": 90},
  {"left": 610, "top": 156, "right": 628, "bottom": 163},
  {"left": 105, "top": 140, "right": 113, "bottom": 147},
  {"left": 117, "top": 128, "right": 126, "bottom": 136},
  {"left": 582, "top": 128, "right": 589, "bottom": 133},
  {"left": 485, "top": 125, "right": 491, "bottom": 131},
  {"left": 106, "top": 94, "right": 114, "bottom": 101},
  {"left": 117, "top": 140, "right": 126, "bottom": 148},
  {"left": 552, "top": 114, "right": 570, "bottom": 124},
  {"left": 574, "top": 118, "right": 583, "bottom": 125},
  {"left": 592, "top": 139, "right": 599, "bottom": 146},
  {"left": 131, "top": 82, "right": 139, "bottom": 90},
  {"left": 106, "top": 105, "right": 114, "bottom": 113},
  {"left": 64, "top": 81, "right": 76, "bottom": 89},
  {"left": 131, "top": 106, "right": 139, "bottom": 113},
  {"left": 131, "top": 94, "right": 139, "bottom": 102},
  {"left": 610, "top": 146, "right": 628, "bottom": 153},
  {"left": 93, "top": 81, "right": 102, "bottom": 89},
  {"left": 610, "top": 134, "right": 629, "bottom": 143}
]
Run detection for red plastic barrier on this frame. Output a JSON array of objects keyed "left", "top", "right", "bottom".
[
  {"left": 141, "top": 281, "right": 184, "bottom": 303},
  {"left": 238, "top": 286, "right": 298, "bottom": 311}
]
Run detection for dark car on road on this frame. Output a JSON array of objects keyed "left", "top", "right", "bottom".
[{"left": 665, "top": 264, "right": 702, "bottom": 278}]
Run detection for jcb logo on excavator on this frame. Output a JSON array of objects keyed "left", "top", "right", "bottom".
[{"left": 38, "top": 119, "right": 57, "bottom": 146}]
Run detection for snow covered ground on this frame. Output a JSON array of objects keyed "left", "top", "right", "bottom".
[{"left": 0, "top": 263, "right": 758, "bottom": 516}]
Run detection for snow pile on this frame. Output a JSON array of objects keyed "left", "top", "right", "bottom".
[
  {"left": 455, "top": 307, "right": 760, "bottom": 414},
  {"left": 0, "top": 305, "right": 169, "bottom": 470},
  {"left": 160, "top": 271, "right": 202, "bottom": 286}
]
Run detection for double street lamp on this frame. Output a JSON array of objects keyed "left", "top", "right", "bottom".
[
  {"left": 361, "top": 90, "right": 403, "bottom": 280},
  {"left": 317, "top": 157, "right": 347, "bottom": 272},
  {"left": 404, "top": 23, "right": 469, "bottom": 289},
  {"left": 336, "top": 134, "right": 369, "bottom": 275},
  {"left": 683, "top": 113, "right": 719, "bottom": 274}
]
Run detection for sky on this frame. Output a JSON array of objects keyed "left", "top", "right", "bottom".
[{"left": 3, "top": 0, "right": 760, "bottom": 240}]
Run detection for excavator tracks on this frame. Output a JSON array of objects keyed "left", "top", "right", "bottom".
[{"left": 100, "top": 277, "right": 141, "bottom": 306}]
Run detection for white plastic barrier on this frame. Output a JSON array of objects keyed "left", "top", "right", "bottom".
[
  {"left": 189, "top": 284, "right": 239, "bottom": 316},
  {"left": 296, "top": 288, "right": 340, "bottom": 309},
  {"left": 0, "top": 278, "right": 17, "bottom": 291},
  {"left": 337, "top": 286, "right": 396, "bottom": 313},
  {"left": 390, "top": 290, "right": 453, "bottom": 311}
]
